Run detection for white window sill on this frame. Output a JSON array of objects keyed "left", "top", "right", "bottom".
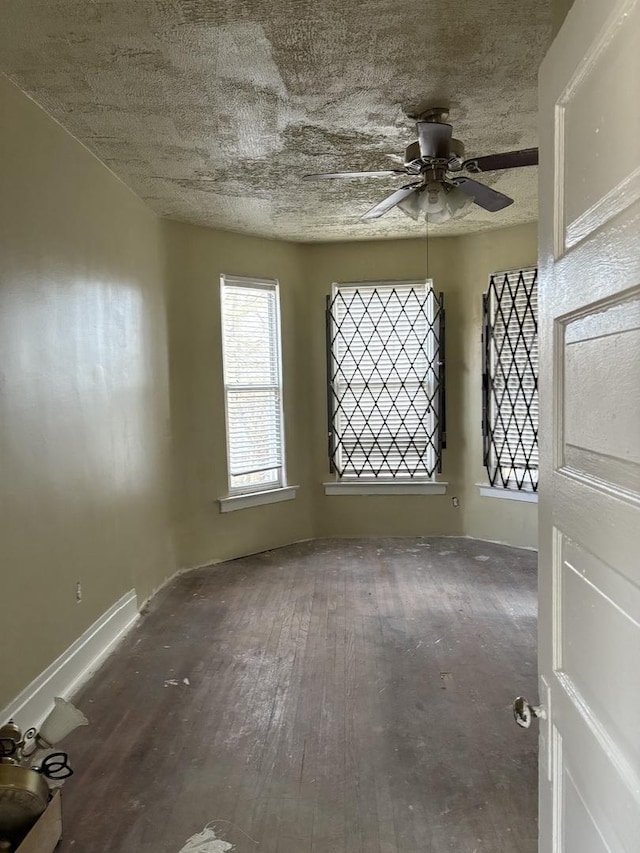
[
  {"left": 218, "top": 485, "right": 299, "bottom": 513},
  {"left": 477, "top": 484, "right": 538, "bottom": 503},
  {"left": 323, "top": 481, "right": 448, "bottom": 496}
]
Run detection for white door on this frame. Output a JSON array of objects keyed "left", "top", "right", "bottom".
[{"left": 537, "top": 0, "right": 640, "bottom": 850}]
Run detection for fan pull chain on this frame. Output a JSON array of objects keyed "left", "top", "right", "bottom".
[{"left": 425, "top": 218, "right": 430, "bottom": 282}]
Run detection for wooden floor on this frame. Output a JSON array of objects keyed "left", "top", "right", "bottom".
[{"left": 59, "top": 538, "right": 538, "bottom": 853}]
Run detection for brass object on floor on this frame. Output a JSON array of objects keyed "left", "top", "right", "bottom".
[{"left": 0, "top": 763, "right": 50, "bottom": 841}]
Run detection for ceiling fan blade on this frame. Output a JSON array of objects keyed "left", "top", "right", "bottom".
[
  {"left": 416, "top": 121, "right": 453, "bottom": 159},
  {"left": 302, "top": 170, "right": 406, "bottom": 181},
  {"left": 360, "top": 184, "right": 422, "bottom": 221},
  {"left": 451, "top": 177, "right": 514, "bottom": 212},
  {"left": 462, "top": 147, "right": 539, "bottom": 173}
]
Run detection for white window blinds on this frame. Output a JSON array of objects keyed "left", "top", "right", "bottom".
[
  {"left": 483, "top": 267, "right": 538, "bottom": 491},
  {"left": 220, "top": 276, "right": 285, "bottom": 494},
  {"left": 328, "top": 281, "right": 444, "bottom": 479}
]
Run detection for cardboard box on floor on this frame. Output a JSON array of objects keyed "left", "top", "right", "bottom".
[{"left": 14, "top": 792, "right": 62, "bottom": 853}]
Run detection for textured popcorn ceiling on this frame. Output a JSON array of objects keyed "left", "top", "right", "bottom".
[{"left": 0, "top": 0, "right": 551, "bottom": 242}]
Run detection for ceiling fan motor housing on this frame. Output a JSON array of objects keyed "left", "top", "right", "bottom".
[{"left": 404, "top": 132, "right": 465, "bottom": 176}]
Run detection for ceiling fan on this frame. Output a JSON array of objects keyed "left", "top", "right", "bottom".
[{"left": 303, "top": 107, "right": 538, "bottom": 224}]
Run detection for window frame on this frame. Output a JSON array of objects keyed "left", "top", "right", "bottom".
[
  {"left": 482, "top": 266, "right": 538, "bottom": 494},
  {"left": 326, "top": 279, "right": 445, "bottom": 487},
  {"left": 219, "top": 274, "right": 287, "bottom": 497}
]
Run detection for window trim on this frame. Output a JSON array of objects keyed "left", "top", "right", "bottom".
[
  {"left": 218, "top": 485, "right": 299, "bottom": 512},
  {"left": 219, "top": 274, "right": 287, "bottom": 497},
  {"left": 324, "top": 480, "right": 448, "bottom": 496},
  {"left": 327, "top": 278, "right": 444, "bottom": 485},
  {"left": 482, "top": 265, "right": 538, "bottom": 493},
  {"left": 476, "top": 483, "right": 538, "bottom": 503}
]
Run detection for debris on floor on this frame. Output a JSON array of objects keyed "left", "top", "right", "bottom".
[{"left": 177, "top": 826, "right": 233, "bottom": 852}]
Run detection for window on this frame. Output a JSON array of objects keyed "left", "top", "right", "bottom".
[
  {"left": 220, "top": 275, "right": 285, "bottom": 495},
  {"left": 326, "top": 280, "right": 445, "bottom": 481},
  {"left": 482, "top": 267, "right": 538, "bottom": 491}
]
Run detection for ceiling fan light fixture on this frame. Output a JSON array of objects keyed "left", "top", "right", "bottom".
[
  {"left": 432, "top": 184, "right": 474, "bottom": 223},
  {"left": 396, "top": 186, "right": 426, "bottom": 221},
  {"left": 398, "top": 182, "right": 473, "bottom": 224}
]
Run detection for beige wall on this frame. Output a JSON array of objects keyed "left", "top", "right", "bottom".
[
  {"left": 304, "top": 237, "right": 464, "bottom": 538},
  {"left": 457, "top": 224, "right": 539, "bottom": 550},
  {"left": 303, "top": 224, "right": 538, "bottom": 547},
  {"left": 552, "top": 0, "right": 575, "bottom": 35},
  {"left": 0, "top": 75, "right": 176, "bottom": 708},
  {"left": 163, "top": 221, "right": 315, "bottom": 570},
  {"left": 166, "top": 222, "right": 538, "bottom": 557}
]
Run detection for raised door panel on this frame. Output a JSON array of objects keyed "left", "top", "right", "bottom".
[
  {"left": 557, "top": 0, "right": 640, "bottom": 252},
  {"left": 558, "top": 290, "right": 640, "bottom": 499}
]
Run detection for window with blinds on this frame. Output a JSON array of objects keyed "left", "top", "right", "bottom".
[
  {"left": 220, "top": 276, "right": 285, "bottom": 494},
  {"left": 482, "top": 267, "right": 538, "bottom": 491},
  {"left": 327, "top": 281, "right": 445, "bottom": 479}
]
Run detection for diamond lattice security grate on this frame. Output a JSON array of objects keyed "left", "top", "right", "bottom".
[
  {"left": 327, "top": 283, "right": 445, "bottom": 479},
  {"left": 483, "top": 268, "right": 538, "bottom": 491}
]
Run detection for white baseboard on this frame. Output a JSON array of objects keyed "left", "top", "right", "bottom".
[
  {"left": 1, "top": 590, "right": 138, "bottom": 730},
  {"left": 179, "top": 537, "right": 316, "bottom": 576},
  {"left": 442, "top": 534, "right": 538, "bottom": 552}
]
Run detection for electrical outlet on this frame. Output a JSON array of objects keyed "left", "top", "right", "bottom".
[
  {"left": 76, "top": 581, "right": 82, "bottom": 603},
  {"left": 452, "top": 497, "right": 459, "bottom": 508}
]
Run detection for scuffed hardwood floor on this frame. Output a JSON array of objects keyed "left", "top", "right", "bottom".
[{"left": 59, "top": 538, "right": 538, "bottom": 853}]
